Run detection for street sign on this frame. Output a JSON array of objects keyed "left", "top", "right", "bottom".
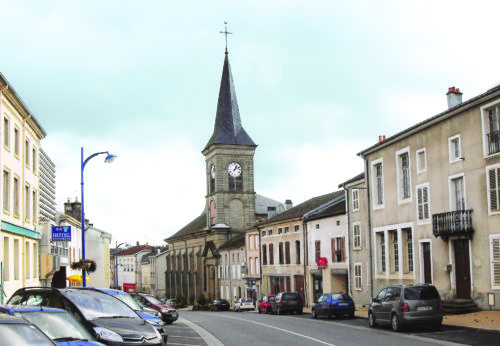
[
  {"left": 52, "top": 226, "right": 72, "bottom": 241},
  {"left": 317, "top": 257, "right": 327, "bottom": 267}
]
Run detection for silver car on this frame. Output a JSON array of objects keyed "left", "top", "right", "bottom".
[{"left": 368, "top": 284, "right": 443, "bottom": 332}]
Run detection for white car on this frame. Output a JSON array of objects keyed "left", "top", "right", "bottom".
[{"left": 234, "top": 298, "right": 255, "bottom": 312}]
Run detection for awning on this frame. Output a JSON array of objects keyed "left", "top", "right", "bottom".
[
  {"left": 310, "top": 269, "right": 322, "bottom": 276},
  {"left": 67, "top": 274, "right": 91, "bottom": 283},
  {"left": 330, "top": 268, "right": 348, "bottom": 275}
]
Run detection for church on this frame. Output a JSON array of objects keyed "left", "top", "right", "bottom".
[{"left": 163, "top": 48, "right": 284, "bottom": 303}]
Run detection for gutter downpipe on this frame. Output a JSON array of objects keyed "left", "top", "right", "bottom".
[
  {"left": 302, "top": 218, "right": 308, "bottom": 307},
  {"left": 341, "top": 185, "right": 352, "bottom": 297},
  {"left": 363, "top": 155, "right": 374, "bottom": 299}
]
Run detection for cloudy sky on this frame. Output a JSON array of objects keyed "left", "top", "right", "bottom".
[{"left": 1, "top": 0, "right": 499, "bottom": 245}]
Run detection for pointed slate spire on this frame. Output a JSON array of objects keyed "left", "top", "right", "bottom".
[{"left": 204, "top": 53, "right": 256, "bottom": 151}]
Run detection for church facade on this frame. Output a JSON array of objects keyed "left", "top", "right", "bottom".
[{"left": 164, "top": 51, "right": 283, "bottom": 303}]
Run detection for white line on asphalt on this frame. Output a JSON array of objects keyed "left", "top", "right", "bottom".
[
  {"left": 179, "top": 317, "right": 224, "bottom": 346},
  {"left": 167, "top": 343, "right": 203, "bottom": 346},
  {"left": 200, "top": 312, "right": 335, "bottom": 346},
  {"left": 169, "top": 335, "right": 204, "bottom": 338}
]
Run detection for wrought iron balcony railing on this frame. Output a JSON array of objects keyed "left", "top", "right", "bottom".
[
  {"left": 487, "top": 131, "right": 500, "bottom": 155},
  {"left": 432, "top": 210, "right": 473, "bottom": 240}
]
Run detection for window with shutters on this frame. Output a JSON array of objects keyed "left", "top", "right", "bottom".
[
  {"left": 278, "top": 242, "right": 284, "bottom": 264},
  {"left": 396, "top": 148, "right": 411, "bottom": 202},
  {"left": 269, "top": 243, "right": 274, "bottom": 265},
  {"left": 331, "top": 237, "right": 345, "bottom": 262},
  {"left": 262, "top": 244, "right": 267, "bottom": 265},
  {"left": 352, "top": 189, "right": 360, "bottom": 211},
  {"left": 490, "top": 235, "right": 500, "bottom": 289},
  {"left": 354, "top": 263, "right": 362, "bottom": 290},
  {"left": 315, "top": 240, "right": 321, "bottom": 263},
  {"left": 295, "top": 240, "right": 301, "bottom": 264},
  {"left": 353, "top": 222, "right": 361, "bottom": 250},
  {"left": 416, "top": 183, "right": 431, "bottom": 224},
  {"left": 285, "top": 241, "right": 290, "bottom": 264},
  {"left": 487, "top": 165, "right": 500, "bottom": 215}
]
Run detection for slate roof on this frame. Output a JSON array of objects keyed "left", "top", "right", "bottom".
[
  {"left": 257, "top": 190, "right": 345, "bottom": 226},
  {"left": 218, "top": 234, "right": 246, "bottom": 251},
  {"left": 303, "top": 194, "right": 346, "bottom": 221},
  {"left": 338, "top": 172, "right": 365, "bottom": 188},
  {"left": 114, "top": 245, "right": 153, "bottom": 256},
  {"left": 204, "top": 53, "right": 256, "bottom": 151}
]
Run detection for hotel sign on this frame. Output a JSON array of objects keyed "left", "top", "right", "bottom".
[{"left": 52, "top": 226, "right": 72, "bottom": 241}]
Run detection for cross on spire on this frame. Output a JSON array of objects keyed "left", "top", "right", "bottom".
[{"left": 219, "top": 22, "right": 232, "bottom": 54}]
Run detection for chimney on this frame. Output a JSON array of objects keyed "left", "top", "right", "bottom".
[
  {"left": 285, "top": 200, "right": 293, "bottom": 210},
  {"left": 64, "top": 199, "right": 81, "bottom": 221},
  {"left": 446, "top": 86, "right": 463, "bottom": 109},
  {"left": 267, "top": 206, "right": 277, "bottom": 219}
]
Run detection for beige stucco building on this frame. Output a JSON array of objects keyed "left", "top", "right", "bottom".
[
  {"left": 359, "top": 85, "right": 500, "bottom": 310},
  {"left": 218, "top": 234, "right": 246, "bottom": 306},
  {"left": 244, "top": 227, "right": 261, "bottom": 300}
]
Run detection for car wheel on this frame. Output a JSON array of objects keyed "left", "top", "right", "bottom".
[
  {"left": 312, "top": 309, "right": 317, "bottom": 319},
  {"left": 165, "top": 321, "right": 173, "bottom": 325},
  {"left": 391, "top": 314, "right": 401, "bottom": 332},
  {"left": 368, "top": 312, "right": 377, "bottom": 328},
  {"left": 349, "top": 311, "right": 355, "bottom": 318},
  {"left": 297, "top": 309, "right": 302, "bottom": 315}
]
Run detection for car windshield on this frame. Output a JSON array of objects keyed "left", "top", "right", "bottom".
[
  {"left": 65, "top": 290, "right": 138, "bottom": 320},
  {"left": 242, "top": 298, "right": 253, "bottom": 303},
  {"left": 144, "top": 295, "right": 162, "bottom": 305},
  {"left": 0, "top": 323, "right": 55, "bottom": 346},
  {"left": 16, "top": 311, "right": 94, "bottom": 341},
  {"left": 404, "top": 286, "right": 440, "bottom": 300},
  {"left": 114, "top": 293, "right": 143, "bottom": 311},
  {"left": 282, "top": 294, "right": 299, "bottom": 300},
  {"left": 331, "top": 294, "right": 351, "bottom": 301}
]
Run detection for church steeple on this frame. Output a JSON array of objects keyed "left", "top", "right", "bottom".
[{"left": 203, "top": 53, "right": 256, "bottom": 151}]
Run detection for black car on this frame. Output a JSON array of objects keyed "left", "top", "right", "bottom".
[
  {"left": 7, "top": 287, "right": 165, "bottom": 345},
  {"left": 210, "top": 299, "right": 230, "bottom": 311},
  {"left": 271, "top": 292, "right": 303, "bottom": 315}
]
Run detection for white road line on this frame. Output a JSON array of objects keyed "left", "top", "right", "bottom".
[
  {"left": 199, "top": 312, "right": 335, "bottom": 346},
  {"left": 169, "top": 335, "right": 204, "bottom": 338},
  {"left": 179, "top": 317, "right": 223, "bottom": 346}
]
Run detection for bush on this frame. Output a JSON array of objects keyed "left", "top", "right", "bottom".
[{"left": 197, "top": 293, "right": 207, "bottom": 306}]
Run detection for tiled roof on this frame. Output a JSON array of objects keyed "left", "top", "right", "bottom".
[
  {"left": 338, "top": 172, "right": 365, "bottom": 188},
  {"left": 165, "top": 211, "right": 207, "bottom": 241},
  {"left": 257, "top": 190, "right": 344, "bottom": 226},
  {"left": 304, "top": 195, "right": 346, "bottom": 220},
  {"left": 115, "top": 245, "right": 153, "bottom": 256},
  {"left": 203, "top": 53, "right": 256, "bottom": 151},
  {"left": 218, "top": 234, "right": 245, "bottom": 251}
]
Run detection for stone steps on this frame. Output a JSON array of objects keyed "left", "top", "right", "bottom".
[{"left": 442, "top": 299, "right": 480, "bottom": 315}]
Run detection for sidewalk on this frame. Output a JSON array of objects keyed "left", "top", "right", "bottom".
[{"left": 354, "top": 306, "right": 500, "bottom": 332}]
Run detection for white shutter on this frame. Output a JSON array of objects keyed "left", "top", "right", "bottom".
[
  {"left": 417, "top": 188, "right": 424, "bottom": 220},
  {"left": 423, "top": 186, "right": 429, "bottom": 219},
  {"left": 489, "top": 168, "right": 500, "bottom": 211},
  {"left": 493, "top": 237, "right": 500, "bottom": 287}
]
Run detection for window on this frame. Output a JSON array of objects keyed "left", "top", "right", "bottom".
[
  {"left": 278, "top": 242, "right": 284, "bottom": 264},
  {"left": 353, "top": 223, "right": 361, "bottom": 249},
  {"left": 262, "top": 230, "right": 266, "bottom": 237},
  {"left": 25, "top": 241, "right": 30, "bottom": 279},
  {"left": 294, "top": 225, "right": 300, "bottom": 232},
  {"left": 3, "top": 170, "right": 10, "bottom": 212},
  {"left": 416, "top": 183, "right": 430, "bottom": 223},
  {"left": 249, "top": 257, "right": 253, "bottom": 274},
  {"left": 25, "top": 139, "right": 30, "bottom": 166},
  {"left": 210, "top": 164, "right": 215, "bottom": 193},
  {"left": 331, "top": 237, "right": 345, "bottom": 263},
  {"left": 32, "top": 148, "right": 37, "bottom": 173},
  {"left": 262, "top": 244, "right": 267, "bottom": 265},
  {"left": 3, "top": 237, "right": 9, "bottom": 280},
  {"left": 268, "top": 229, "right": 273, "bottom": 236},
  {"left": 404, "top": 229, "right": 414, "bottom": 273},
  {"left": 416, "top": 148, "right": 426, "bottom": 173},
  {"left": 14, "top": 239, "right": 19, "bottom": 280},
  {"left": 285, "top": 241, "right": 290, "bottom": 264},
  {"left": 315, "top": 224, "right": 319, "bottom": 229},
  {"left": 490, "top": 235, "right": 500, "bottom": 289},
  {"left": 379, "top": 233, "right": 386, "bottom": 273},
  {"left": 487, "top": 165, "right": 500, "bottom": 213},
  {"left": 3, "top": 117, "right": 9, "bottom": 148},
  {"left": 397, "top": 149, "right": 411, "bottom": 201},
  {"left": 484, "top": 103, "right": 500, "bottom": 155},
  {"left": 249, "top": 235, "right": 254, "bottom": 250},
  {"left": 210, "top": 200, "right": 216, "bottom": 225},
  {"left": 32, "top": 190, "right": 36, "bottom": 223},
  {"left": 315, "top": 240, "right": 321, "bottom": 263},
  {"left": 372, "top": 159, "right": 384, "bottom": 207},
  {"left": 13, "top": 177, "right": 19, "bottom": 216},
  {"left": 255, "top": 258, "right": 259, "bottom": 275},
  {"left": 278, "top": 227, "right": 283, "bottom": 234},
  {"left": 33, "top": 243, "right": 38, "bottom": 278},
  {"left": 14, "top": 127, "right": 19, "bottom": 156},
  {"left": 284, "top": 226, "right": 289, "bottom": 233},
  {"left": 352, "top": 189, "right": 359, "bottom": 211},
  {"left": 392, "top": 232, "right": 399, "bottom": 273},
  {"left": 295, "top": 240, "right": 301, "bottom": 264},
  {"left": 269, "top": 243, "right": 274, "bottom": 265},
  {"left": 448, "top": 135, "right": 462, "bottom": 163},
  {"left": 25, "top": 185, "right": 30, "bottom": 221},
  {"left": 354, "top": 263, "right": 362, "bottom": 290},
  {"left": 450, "top": 175, "right": 465, "bottom": 211},
  {"left": 336, "top": 220, "right": 340, "bottom": 226}
]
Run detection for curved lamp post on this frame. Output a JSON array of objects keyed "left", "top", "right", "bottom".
[
  {"left": 115, "top": 241, "right": 127, "bottom": 288},
  {"left": 81, "top": 147, "right": 117, "bottom": 287}
]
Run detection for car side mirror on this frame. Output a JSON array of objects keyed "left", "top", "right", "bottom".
[{"left": 372, "top": 298, "right": 379, "bottom": 303}]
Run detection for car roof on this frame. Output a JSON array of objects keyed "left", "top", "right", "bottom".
[
  {"left": 0, "top": 305, "right": 67, "bottom": 314},
  {"left": 0, "top": 314, "right": 30, "bottom": 324},
  {"left": 94, "top": 287, "right": 127, "bottom": 295}
]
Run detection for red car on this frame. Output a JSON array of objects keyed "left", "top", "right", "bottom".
[
  {"left": 131, "top": 292, "right": 178, "bottom": 324},
  {"left": 258, "top": 294, "right": 276, "bottom": 314}
]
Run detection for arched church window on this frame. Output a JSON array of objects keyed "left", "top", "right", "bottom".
[
  {"left": 227, "top": 161, "right": 243, "bottom": 191},
  {"left": 210, "top": 200, "right": 216, "bottom": 225},
  {"left": 210, "top": 165, "right": 215, "bottom": 194}
]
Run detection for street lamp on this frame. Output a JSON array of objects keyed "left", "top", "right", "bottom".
[
  {"left": 115, "top": 241, "right": 127, "bottom": 288},
  {"left": 81, "top": 147, "right": 117, "bottom": 287}
]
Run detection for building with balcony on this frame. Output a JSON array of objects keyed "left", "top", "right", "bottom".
[{"left": 358, "top": 85, "right": 500, "bottom": 310}]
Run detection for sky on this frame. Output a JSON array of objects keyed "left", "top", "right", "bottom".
[{"left": 1, "top": 0, "right": 499, "bottom": 246}]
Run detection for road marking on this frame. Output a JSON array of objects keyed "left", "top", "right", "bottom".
[
  {"left": 169, "top": 335, "right": 204, "bottom": 338},
  {"left": 167, "top": 343, "right": 203, "bottom": 346},
  {"left": 199, "top": 312, "right": 335, "bottom": 346},
  {"left": 179, "top": 317, "right": 223, "bottom": 346}
]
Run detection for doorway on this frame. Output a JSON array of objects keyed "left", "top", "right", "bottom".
[
  {"left": 422, "top": 242, "right": 432, "bottom": 284},
  {"left": 454, "top": 240, "right": 471, "bottom": 299}
]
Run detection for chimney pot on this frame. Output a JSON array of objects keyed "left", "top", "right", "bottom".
[
  {"left": 383, "top": 135, "right": 386, "bottom": 141},
  {"left": 446, "top": 86, "right": 463, "bottom": 109},
  {"left": 378, "top": 135, "right": 382, "bottom": 142}
]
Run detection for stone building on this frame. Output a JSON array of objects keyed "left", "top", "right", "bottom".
[
  {"left": 217, "top": 234, "right": 246, "bottom": 306},
  {"left": 163, "top": 50, "right": 283, "bottom": 303}
]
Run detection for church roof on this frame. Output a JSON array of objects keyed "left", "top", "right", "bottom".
[
  {"left": 203, "top": 53, "right": 256, "bottom": 151},
  {"left": 255, "top": 194, "right": 285, "bottom": 214}
]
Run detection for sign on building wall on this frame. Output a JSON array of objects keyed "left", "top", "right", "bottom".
[
  {"left": 317, "top": 257, "right": 327, "bottom": 268},
  {"left": 51, "top": 226, "right": 72, "bottom": 241}
]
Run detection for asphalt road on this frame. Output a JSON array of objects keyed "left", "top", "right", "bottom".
[{"left": 179, "top": 310, "right": 499, "bottom": 346}]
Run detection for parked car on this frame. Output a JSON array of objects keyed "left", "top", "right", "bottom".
[
  {"left": 0, "top": 313, "right": 56, "bottom": 346},
  {"left": 312, "top": 293, "right": 355, "bottom": 319},
  {"left": 210, "top": 299, "right": 230, "bottom": 311},
  {"left": 258, "top": 294, "right": 275, "bottom": 314},
  {"left": 368, "top": 284, "right": 443, "bottom": 332},
  {"left": 0, "top": 305, "right": 103, "bottom": 345},
  {"left": 7, "top": 287, "right": 165, "bottom": 345},
  {"left": 271, "top": 292, "right": 303, "bottom": 315},
  {"left": 94, "top": 288, "right": 167, "bottom": 344},
  {"left": 234, "top": 298, "right": 254, "bottom": 312},
  {"left": 165, "top": 299, "right": 176, "bottom": 307},
  {"left": 131, "top": 293, "right": 178, "bottom": 324}
]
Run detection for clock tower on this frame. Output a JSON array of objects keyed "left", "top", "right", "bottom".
[{"left": 202, "top": 51, "right": 257, "bottom": 232}]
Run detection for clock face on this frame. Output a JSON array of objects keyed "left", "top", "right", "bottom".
[{"left": 228, "top": 162, "right": 242, "bottom": 177}]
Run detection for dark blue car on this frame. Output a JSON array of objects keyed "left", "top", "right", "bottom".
[
  {"left": 0, "top": 305, "right": 103, "bottom": 345},
  {"left": 312, "top": 293, "right": 355, "bottom": 319}
]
